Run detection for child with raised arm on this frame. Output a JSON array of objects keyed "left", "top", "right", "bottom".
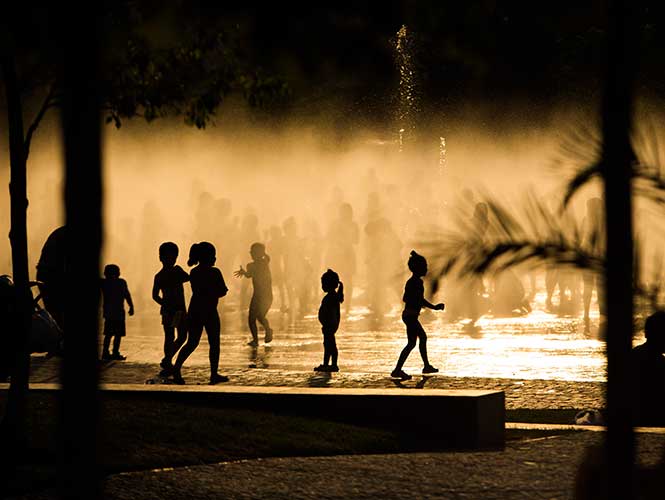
[
  {"left": 391, "top": 251, "right": 444, "bottom": 380},
  {"left": 234, "top": 242, "right": 274, "bottom": 347},
  {"left": 172, "top": 242, "right": 229, "bottom": 385},
  {"left": 152, "top": 242, "right": 189, "bottom": 375},
  {"left": 315, "top": 269, "right": 344, "bottom": 372},
  {"left": 100, "top": 264, "right": 134, "bottom": 361}
]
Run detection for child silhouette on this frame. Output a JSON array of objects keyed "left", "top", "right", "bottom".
[
  {"left": 315, "top": 269, "right": 344, "bottom": 372},
  {"left": 235, "top": 242, "right": 274, "bottom": 347},
  {"left": 391, "top": 251, "right": 444, "bottom": 380},
  {"left": 172, "top": 242, "right": 229, "bottom": 385},
  {"left": 100, "top": 264, "right": 134, "bottom": 361},
  {"left": 152, "top": 242, "right": 189, "bottom": 375}
]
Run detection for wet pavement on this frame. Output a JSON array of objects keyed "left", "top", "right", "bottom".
[{"left": 24, "top": 289, "right": 612, "bottom": 411}]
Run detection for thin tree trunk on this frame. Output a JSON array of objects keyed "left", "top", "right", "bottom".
[
  {"left": 57, "top": 7, "right": 102, "bottom": 500},
  {"left": 0, "top": 28, "right": 32, "bottom": 463},
  {"left": 602, "top": 0, "right": 638, "bottom": 497}
]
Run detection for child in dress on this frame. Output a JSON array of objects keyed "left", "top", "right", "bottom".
[
  {"left": 315, "top": 269, "right": 344, "bottom": 372},
  {"left": 100, "top": 264, "right": 134, "bottom": 360},
  {"left": 172, "top": 242, "right": 229, "bottom": 385},
  {"left": 152, "top": 242, "right": 189, "bottom": 375},
  {"left": 234, "top": 242, "right": 273, "bottom": 346},
  {"left": 391, "top": 251, "right": 444, "bottom": 380}
]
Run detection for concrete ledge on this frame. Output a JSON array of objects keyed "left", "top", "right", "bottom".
[{"left": 3, "top": 383, "right": 505, "bottom": 449}]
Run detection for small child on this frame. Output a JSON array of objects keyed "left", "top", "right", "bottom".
[
  {"left": 391, "top": 251, "right": 444, "bottom": 380},
  {"left": 234, "top": 242, "right": 273, "bottom": 346},
  {"left": 152, "top": 242, "right": 190, "bottom": 375},
  {"left": 315, "top": 269, "right": 344, "bottom": 372},
  {"left": 172, "top": 242, "right": 229, "bottom": 385},
  {"left": 100, "top": 264, "right": 134, "bottom": 360}
]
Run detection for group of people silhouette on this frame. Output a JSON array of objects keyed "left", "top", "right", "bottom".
[{"left": 99, "top": 237, "right": 445, "bottom": 383}]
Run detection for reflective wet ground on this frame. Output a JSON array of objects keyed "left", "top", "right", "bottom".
[{"left": 114, "top": 289, "right": 611, "bottom": 383}]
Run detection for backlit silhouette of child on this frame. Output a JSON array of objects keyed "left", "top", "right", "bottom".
[
  {"left": 391, "top": 251, "right": 444, "bottom": 380},
  {"left": 172, "top": 242, "right": 229, "bottom": 385},
  {"left": 315, "top": 269, "right": 344, "bottom": 372},
  {"left": 152, "top": 242, "right": 189, "bottom": 375},
  {"left": 235, "top": 242, "right": 274, "bottom": 346},
  {"left": 100, "top": 264, "right": 134, "bottom": 361}
]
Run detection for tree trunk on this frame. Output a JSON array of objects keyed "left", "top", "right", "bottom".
[
  {"left": 57, "top": 7, "right": 102, "bottom": 500},
  {"left": 0, "top": 28, "right": 32, "bottom": 465},
  {"left": 602, "top": 0, "right": 638, "bottom": 497}
]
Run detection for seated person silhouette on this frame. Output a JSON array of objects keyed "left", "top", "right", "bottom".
[{"left": 631, "top": 310, "right": 665, "bottom": 426}]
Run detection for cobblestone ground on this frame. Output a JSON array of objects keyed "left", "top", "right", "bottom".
[
  {"left": 23, "top": 293, "right": 614, "bottom": 411},
  {"left": 15, "top": 432, "right": 665, "bottom": 500},
  {"left": 28, "top": 355, "right": 605, "bottom": 410}
]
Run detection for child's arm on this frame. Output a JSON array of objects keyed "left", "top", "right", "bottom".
[
  {"left": 151, "top": 275, "right": 163, "bottom": 306},
  {"left": 423, "top": 298, "right": 445, "bottom": 311},
  {"left": 216, "top": 269, "right": 229, "bottom": 298},
  {"left": 124, "top": 282, "right": 135, "bottom": 316},
  {"left": 337, "top": 282, "right": 344, "bottom": 303},
  {"left": 234, "top": 265, "right": 251, "bottom": 278}
]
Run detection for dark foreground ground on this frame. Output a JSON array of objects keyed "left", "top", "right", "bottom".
[
  {"left": 2, "top": 388, "right": 665, "bottom": 499},
  {"left": 2, "top": 351, "right": 660, "bottom": 499}
]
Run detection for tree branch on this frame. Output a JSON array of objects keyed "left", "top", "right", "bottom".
[{"left": 23, "top": 85, "right": 57, "bottom": 158}]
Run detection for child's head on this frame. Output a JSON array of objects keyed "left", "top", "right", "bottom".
[
  {"left": 250, "top": 242, "right": 268, "bottom": 262},
  {"left": 104, "top": 264, "right": 120, "bottom": 279},
  {"left": 188, "top": 242, "right": 216, "bottom": 267},
  {"left": 321, "top": 268, "right": 340, "bottom": 292},
  {"left": 159, "top": 242, "right": 179, "bottom": 266},
  {"left": 407, "top": 250, "right": 427, "bottom": 277}
]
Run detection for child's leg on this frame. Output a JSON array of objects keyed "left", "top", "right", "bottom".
[
  {"left": 112, "top": 335, "right": 122, "bottom": 355},
  {"left": 248, "top": 302, "right": 259, "bottom": 342},
  {"left": 323, "top": 346, "right": 331, "bottom": 366},
  {"left": 171, "top": 322, "right": 187, "bottom": 362},
  {"left": 329, "top": 334, "right": 338, "bottom": 367},
  {"left": 102, "top": 334, "right": 112, "bottom": 355},
  {"left": 417, "top": 331, "right": 430, "bottom": 367},
  {"left": 206, "top": 312, "right": 221, "bottom": 377},
  {"left": 257, "top": 301, "right": 272, "bottom": 334},
  {"left": 395, "top": 317, "right": 418, "bottom": 371},
  {"left": 174, "top": 318, "right": 203, "bottom": 371},
  {"left": 162, "top": 324, "right": 175, "bottom": 364}
]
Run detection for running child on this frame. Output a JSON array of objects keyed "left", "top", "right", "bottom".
[
  {"left": 152, "top": 242, "right": 189, "bottom": 375},
  {"left": 100, "top": 264, "right": 134, "bottom": 361},
  {"left": 315, "top": 268, "right": 344, "bottom": 372},
  {"left": 172, "top": 242, "right": 229, "bottom": 385},
  {"left": 234, "top": 242, "right": 274, "bottom": 346},
  {"left": 391, "top": 251, "right": 444, "bottom": 380}
]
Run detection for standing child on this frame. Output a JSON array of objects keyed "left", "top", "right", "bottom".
[
  {"left": 172, "top": 242, "right": 229, "bottom": 385},
  {"left": 391, "top": 251, "right": 444, "bottom": 380},
  {"left": 100, "top": 264, "right": 134, "bottom": 361},
  {"left": 315, "top": 269, "right": 344, "bottom": 372},
  {"left": 234, "top": 242, "right": 274, "bottom": 347},
  {"left": 152, "top": 242, "right": 189, "bottom": 375}
]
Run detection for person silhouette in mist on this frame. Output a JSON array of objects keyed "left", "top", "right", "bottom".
[
  {"left": 325, "top": 203, "right": 359, "bottom": 314},
  {"left": 235, "top": 242, "right": 274, "bottom": 347},
  {"left": 268, "top": 225, "right": 287, "bottom": 313},
  {"left": 152, "top": 242, "right": 189, "bottom": 376},
  {"left": 100, "top": 264, "right": 134, "bottom": 361},
  {"left": 391, "top": 251, "right": 444, "bottom": 380},
  {"left": 631, "top": 310, "right": 665, "bottom": 426},
  {"left": 315, "top": 269, "right": 344, "bottom": 372},
  {"left": 171, "top": 242, "right": 229, "bottom": 385}
]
